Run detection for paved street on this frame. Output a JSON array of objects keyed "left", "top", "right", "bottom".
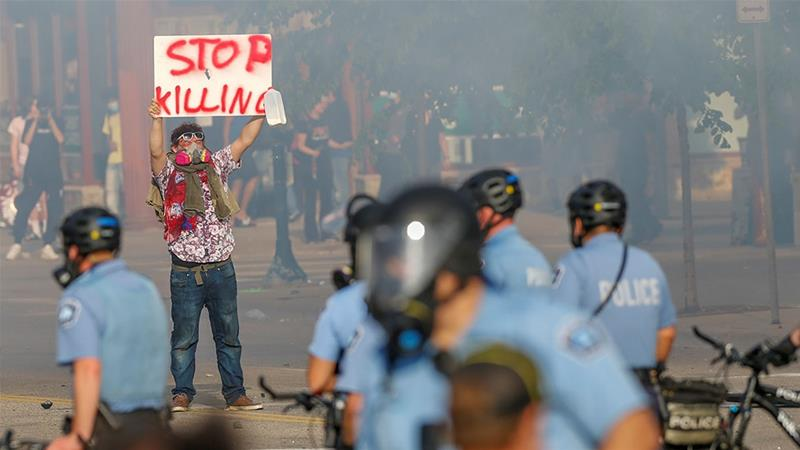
[{"left": 2, "top": 207, "right": 800, "bottom": 449}]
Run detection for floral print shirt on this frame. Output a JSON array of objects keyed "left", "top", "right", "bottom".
[{"left": 154, "top": 145, "right": 240, "bottom": 263}]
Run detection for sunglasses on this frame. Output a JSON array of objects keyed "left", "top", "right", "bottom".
[{"left": 175, "top": 131, "right": 204, "bottom": 144}]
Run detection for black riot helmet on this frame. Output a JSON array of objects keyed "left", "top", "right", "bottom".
[
  {"left": 566, "top": 180, "right": 626, "bottom": 247},
  {"left": 343, "top": 194, "right": 383, "bottom": 248},
  {"left": 332, "top": 194, "right": 385, "bottom": 289},
  {"left": 458, "top": 168, "right": 523, "bottom": 218},
  {"left": 53, "top": 207, "right": 121, "bottom": 288},
  {"left": 360, "top": 185, "right": 483, "bottom": 364}
]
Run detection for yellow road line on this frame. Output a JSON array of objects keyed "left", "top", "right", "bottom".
[{"left": 0, "top": 394, "right": 324, "bottom": 425}]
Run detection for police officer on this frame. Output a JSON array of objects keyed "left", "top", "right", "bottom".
[
  {"left": 458, "top": 168, "right": 551, "bottom": 291},
  {"left": 339, "top": 185, "right": 659, "bottom": 450},
  {"left": 552, "top": 180, "right": 677, "bottom": 395},
  {"left": 449, "top": 343, "right": 544, "bottom": 450},
  {"left": 47, "top": 207, "right": 169, "bottom": 450},
  {"left": 307, "top": 194, "right": 384, "bottom": 395}
]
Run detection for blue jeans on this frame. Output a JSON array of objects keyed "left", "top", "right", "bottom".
[{"left": 169, "top": 260, "right": 245, "bottom": 404}]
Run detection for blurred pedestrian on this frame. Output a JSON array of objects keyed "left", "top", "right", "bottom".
[
  {"left": 5, "top": 97, "right": 45, "bottom": 238},
  {"left": 224, "top": 116, "right": 261, "bottom": 227},
  {"left": 375, "top": 92, "right": 411, "bottom": 200},
  {"left": 325, "top": 92, "right": 354, "bottom": 207},
  {"left": 47, "top": 208, "right": 169, "bottom": 450},
  {"left": 6, "top": 94, "right": 64, "bottom": 261},
  {"left": 294, "top": 97, "right": 334, "bottom": 242},
  {"left": 102, "top": 90, "right": 124, "bottom": 217},
  {"left": 450, "top": 344, "right": 543, "bottom": 450},
  {"left": 146, "top": 99, "right": 264, "bottom": 413}
]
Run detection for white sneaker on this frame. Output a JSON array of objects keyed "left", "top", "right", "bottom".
[
  {"left": 5, "top": 243, "right": 22, "bottom": 260},
  {"left": 40, "top": 244, "right": 59, "bottom": 260}
]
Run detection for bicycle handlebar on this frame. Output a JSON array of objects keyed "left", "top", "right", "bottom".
[
  {"left": 693, "top": 326, "right": 751, "bottom": 368},
  {"left": 692, "top": 326, "right": 724, "bottom": 350},
  {"left": 258, "top": 376, "right": 333, "bottom": 413}
]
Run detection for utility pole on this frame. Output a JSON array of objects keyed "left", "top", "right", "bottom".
[
  {"left": 264, "top": 129, "right": 307, "bottom": 286},
  {"left": 754, "top": 23, "right": 780, "bottom": 324},
  {"left": 737, "top": 0, "right": 779, "bottom": 323}
]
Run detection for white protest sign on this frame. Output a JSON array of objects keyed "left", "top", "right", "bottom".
[{"left": 153, "top": 34, "right": 272, "bottom": 117}]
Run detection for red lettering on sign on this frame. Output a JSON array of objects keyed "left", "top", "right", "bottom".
[
  {"left": 245, "top": 35, "right": 272, "bottom": 72},
  {"left": 155, "top": 85, "right": 268, "bottom": 116},
  {"left": 230, "top": 87, "right": 252, "bottom": 114},
  {"left": 188, "top": 38, "right": 221, "bottom": 71},
  {"left": 198, "top": 88, "right": 220, "bottom": 113},
  {"left": 155, "top": 86, "right": 172, "bottom": 115},
  {"left": 184, "top": 88, "right": 203, "bottom": 114},
  {"left": 167, "top": 39, "right": 194, "bottom": 76},
  {"left": 220, "top": 84, "right": 229, "bottom": 112},
  {"left": 255, "top": 90, "right": 267, "bottom": 114},
  {"left": 212, "top": 41, "right": 240, "bottom": 69}
]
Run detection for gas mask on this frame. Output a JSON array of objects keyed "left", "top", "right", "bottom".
[
  {"left": 370, "top": 283, "right": 437, "bottom": 368},
  {"left": 53, "top": 255, "right": 82, "bottom": 289},
  {"left": 107, "top": 101, "right": 119, "bottom": 114},
  {"left": 173, "top": 141, "right": 211, "bottom": 166}
]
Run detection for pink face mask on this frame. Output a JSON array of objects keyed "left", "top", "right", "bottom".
[{"left": 174, "top": 141, "right": 211, "bottom": 166}]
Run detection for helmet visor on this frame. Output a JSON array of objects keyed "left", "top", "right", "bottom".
[{"left": 359, "top": 215, "right": 466, "bottom": 316}]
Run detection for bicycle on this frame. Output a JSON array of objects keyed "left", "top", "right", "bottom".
[
  {"left": 691, "top": 326, "right": 800, "bottom": 449},
  {"left": 258, "top": 376, "right": 347, "bottom": 449}
]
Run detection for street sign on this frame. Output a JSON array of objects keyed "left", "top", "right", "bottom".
[{"left": 737, "top": 0, "right": 770, "bottom": 23}]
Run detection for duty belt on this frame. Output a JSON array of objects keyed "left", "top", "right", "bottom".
[
  {"left": 632, "top": 367, "right": 660, "bottom": 387},
  {"left": 172, "top": 259, "right": 229, "bottom": 286}
]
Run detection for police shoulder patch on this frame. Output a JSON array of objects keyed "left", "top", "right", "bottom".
[
  {"left": 58, "top": 298, "right": 82, "bottom": 329},
  {"left": 552, "top": 264, "right": 566, "bottom": 289},
  {"left": 561, "top": 320, "right": 604, "bottom": 358}
]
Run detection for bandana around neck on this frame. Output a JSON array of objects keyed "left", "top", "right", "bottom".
[{"left": 160, "top": 148, "right": 239, "bottom": 243}]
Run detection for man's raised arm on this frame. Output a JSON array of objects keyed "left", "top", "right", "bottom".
[
  {"left": 148, "top": 99, "right": 167, "bottom": 175},
  {"left": 231, "top": 116, "right": 266, "bottom": 162}
]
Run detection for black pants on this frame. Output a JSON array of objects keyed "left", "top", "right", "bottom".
[
  {"left": 13, "top": 174, "right": 63, "bottom": 245},
  {"left": 296, "top": 163, "right": 321, "bottom": 242}
]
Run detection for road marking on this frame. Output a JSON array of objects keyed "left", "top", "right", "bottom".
[
  {"left": 724, "top": 372, "right": 800, "bottom": 380},
  {"left": 0, "top": 394, "right": 324, "bottom": 425}
]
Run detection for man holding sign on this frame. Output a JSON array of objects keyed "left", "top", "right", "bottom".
[{"left": 147, "top": 33, "right": 279, "bottom": 412}]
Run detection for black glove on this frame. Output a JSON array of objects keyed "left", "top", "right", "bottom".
[
  {"left": 768, "top": 335, "right": 798, "bottom": 367},
  {"left": 745, "top": 336, "right": 797, "bottom": 370}
]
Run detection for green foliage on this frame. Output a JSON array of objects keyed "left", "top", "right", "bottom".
[{"left": 227, "top": 1, "right": 799, "bottom": 144}]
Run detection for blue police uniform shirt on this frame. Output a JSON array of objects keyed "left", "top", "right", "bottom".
[
  {"left": 308, "top": 282, "right": 368, "bottom": 370},
  {"left": 337, "top": 318, "right": 449, "bottom": 450},
  {"left": 56, "top": 259, "right": 170, "bottom": 413},
  {"left": 552, "top": 232, "right": 677, "bottom": 368},
  {"left": 339, "top": 288, "right": 647, "bottom": 450},
  {"left": 481, "top": 224, "right": 552, "bottom": 291}
]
